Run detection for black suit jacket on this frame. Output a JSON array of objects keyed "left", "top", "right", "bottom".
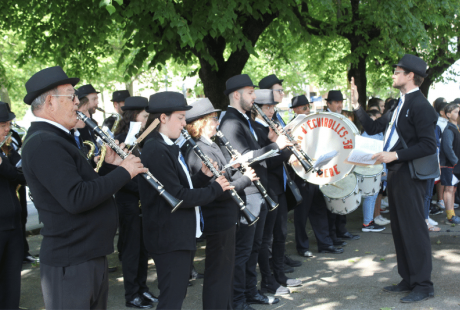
[
  {"left": 21, "top": 122, "right": 131, "bottom": 266},
  {"left": 219, "top": 107, "right": 279, "bottom": 195},
  {"left": 139, "top": 131, "right": 224, "bottom": 254},
  {"left": 354, "top": 90, "right": 437, "bottom": 169},
  {"left": 183, "top": 137, "right": 252, "bottom": 232}
]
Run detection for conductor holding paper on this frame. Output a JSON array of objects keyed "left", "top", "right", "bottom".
[{"left": 351, "top": 54, "right": 437, "bottom": 303}]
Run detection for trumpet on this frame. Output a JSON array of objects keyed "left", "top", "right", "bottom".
[
  {"left": 77, "top": 111, "right": 183, "bottom": 211},
  {"left": 216, "top": 131, "right": 279, "bottom": 212},
  {"left": 252, "top": 104, "right": 322, "bottom": 175},
  {"left": 181, "top": 129, "right": 259, "bottom": 226}
]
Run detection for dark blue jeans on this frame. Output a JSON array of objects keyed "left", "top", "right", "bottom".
[{"left": 424, "top": 178, "right": 435, "bottom": 220}]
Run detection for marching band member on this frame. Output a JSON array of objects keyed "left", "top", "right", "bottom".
[
  {"left": 103, "top": 90, "right": 131, "bottom": 131},
  {"left": 219, "top": 74, "right": 291, "bottom": 309},
  {"left": 138, "top": 92, "right": 232, "bottom": 310},
  {"left": 251, "top": 90, "right": 302, "bottom": 295},
  {"left": 183, "top": 98, "right": 257, "bottom": 309},
  {"left": 0, "top": 102, "right": 25, "bottom": 309},
  {"left": 113, "top": 97, "right": 157, "bottom": 308},
  {"left": 21, "top": 66, "right": 147, "bottom": 309},
  {"left": 288, "top": 95, "right": 343, "bottom": 256}
]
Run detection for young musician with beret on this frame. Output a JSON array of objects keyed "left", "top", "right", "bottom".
[
  {"left": 183, "top": 98, "right": 257, "bottom": 310},
  {"left": 0, "top": 102, "right": 26, "bottom": 309},
  {"left": 138, "top": 92, "right": 232, "bottom": 310},
  {"left": 113, "top": 96, "right": 157, "bottom": 308}
]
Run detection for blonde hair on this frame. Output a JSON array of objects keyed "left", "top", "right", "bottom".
[{"left": 186, "top": 112, "right": 217, "bottom": 139}]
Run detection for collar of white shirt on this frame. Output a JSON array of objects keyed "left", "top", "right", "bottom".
[
  {"left": 34, "top": 117, "right": 70, "bottom": 135},
  {"left": 255, "top": 118, "right": 269, "bottom": 127},
  {"left": 74, "top": 129, "right": 81, "bottom": 137},
  {"left": 159, "top": 132, "right": 175, "bottom": 146}
]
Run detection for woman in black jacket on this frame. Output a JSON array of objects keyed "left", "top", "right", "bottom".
[
  {"left": 183, "top": 98, "right": 257, "bottom": 310},
  {"left": 138, "top": 92, "right": 232, "bottom": 310},
  {"left": 113, "top": 97, "right": 157, "bottom": 308},
  {"left": 0, "top": 101, "right": 26, "bottom": 309}
]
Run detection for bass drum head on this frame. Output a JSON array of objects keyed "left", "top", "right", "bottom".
[
  {"left": 290, "top": 112, "right": 359, "bottom": 185},
  {"left": 354, "top": 164, "right": 384, "bottom": 177},
  {"left": 320, "top": 174, "right": 357, "bottom": 198}
]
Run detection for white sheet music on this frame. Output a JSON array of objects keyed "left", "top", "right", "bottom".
[
  {"left": 125, "top": 122, "right": 142, "bottom": 145},
  {"left": 313, "top": 150, "right": 338, "bottom": 169},
  {"left": 346, "top": 135, "right": 383, "bottom": 165}
]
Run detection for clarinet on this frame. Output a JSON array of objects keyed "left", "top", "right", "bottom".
[
  {"left": 252, "top": 104, "right": 322, "bottom": 175},
  {"left": 77, "top": 111, "right": 183, "bottom": 212},
  {"left": 181, "top": 129, "right": 259, "bottom": 226},
  {"left": 216, "top": 131, "right": 279, "bottom": 212}
]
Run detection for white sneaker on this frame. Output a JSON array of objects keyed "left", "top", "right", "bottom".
[
  {"left": 381, "top": 197, "right": 389, "bottom": 207},
  {"left": 455, "top": 203, "right": 459, "bottom": 209},
  {"left": 428, "top": 217, "right": 438, "bottom": 226},
  {"left": 374, "top": 215, "right": 390, "bottom": 226},
  {"left": 437, "top": 200, "right": 446, "bottom": 209}
]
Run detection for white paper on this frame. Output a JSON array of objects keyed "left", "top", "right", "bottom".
[
  {"left": 125, "top": 122, "right": 142, "bottom": 145},
  {"left": 313, "top": 150, "right": 338, "bottom": 169},
  {"left": 346, "top": 135, "right": 383, "bottom": 165},
  {"left": 223, "top": 150, "right": 279, "bottom": 169}
]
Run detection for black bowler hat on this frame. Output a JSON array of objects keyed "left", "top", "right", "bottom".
[
  {"left": 111, "top": 90, "right": 131, "bottom": 102},
  {"left": 325, "top": 90, "right": 346, "bottom": 102},
  {"left": 223, "top": 74, "right": 257, "bottom": 96},
  {"left": 121, "top": 96, "right": 148, "bottom": 111},
  {"left": 186, "top": 98, "right": 221, "bottom": 123},
  {"left": 393, "top": 54, "right": 428, "bottom": 78},
  {"left": 146, "top": 91, "right": 192, "bottom": 114},
  {"left": 254, "top": 89, "right": 278, "bottom": 105},
  {"left": 259, "top": 74, "right": 284, "bottom": 89},
  {"left": 291, "top": 95, "right": 309, "bottom": 108},
  {"left": 24, "top": 66, "right": 80, "bottom": 105},
  {"left": 76, "top": 84, "right": 100, "bottom": 100},
  {"left": 0, "top": 101, "right": 16, "bottom": 122}
]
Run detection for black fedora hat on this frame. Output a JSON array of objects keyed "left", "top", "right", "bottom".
[
  {"left": 254, "top": 89, "right": 278, "bottom": 105},
  {"left": 111, "top": 90, "right": 131, "bottom": 102},
  {"left": 24, "top": 66, "right": 80, "bottom": 105},
  {"left": 393, "top": 54, "right": 428, "bottom": 78},
  {"left": 0, "top": 101, "right": 16, "bottom": 123},
  {"left": 224, "top": 74, "right": 257, "bottom": 96},
  {"left": 76, "top": 84, "right": 100, "bottom": 100},
  {"left": 146, "top": 91, "right": 192, "bottom": 114},
  {"left": 186, "top": 98, "right": 221, "bottom": 123},
  {"left": 325, "top": 90, "right": 346, "bottom": 102},
  {"left": 259, "top": 74, "right": 284, "bottom": 89},
  {"left": 291, "top": 95, "right": 309, "bottom": 108},
  {"left": 121, "top": 96, "right": 149, "bottom": 111}
]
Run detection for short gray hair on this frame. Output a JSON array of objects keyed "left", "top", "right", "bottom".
[
  {"left": 31, "top": 88, "right": 58, "bottom": 114},
  {"left": 228, "top": 89, "right": 244, "bottom": 104}
]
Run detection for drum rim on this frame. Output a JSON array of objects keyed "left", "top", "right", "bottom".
[
  {"left": 320, "top": 175, "right": 360, "bottom": 199},
  {"left": 353, "top": 164, "right": 384, "bottom": 177}
]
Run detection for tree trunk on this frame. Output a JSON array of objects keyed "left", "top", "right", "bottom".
[
  {"left": 419, "top": 76, "right": 433, "bottom": 99},
  {"left": 347, "top": 53, "right": 368, "bottom": 108}
]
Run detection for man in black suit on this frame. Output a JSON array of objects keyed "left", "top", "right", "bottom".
[
  {"left": 21, "top": 66, "right": 147, "bottom": 309},
  {"left": 351, "top": 54, "right": 437, "bottom": 303},
  {"left": 219, "top": 74, "right": 291, "bottom": 309}
]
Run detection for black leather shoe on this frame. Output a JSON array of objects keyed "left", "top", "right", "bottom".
[
  {"left": 246, "top": 291, "right": 280, "bottom": 305},
  {"left": 383, "top": 285, "right": 412, "bottom": 293},
  {"left": 142, "top": 292, "right": 159, "bottom": 303},
  {"left": 400, "top": 291, "right": 434, "bottom": 303},
  {"left": 332, "top": 239, "right": 347, "bottom": 246},
  {"left": 284, "top": 255, "right": 302, "bottom": 267},
  {"left": 298, "top": 250, "right": 313, "bottom": 257},
  {"left": 284, "top": 264, "right": 294, "bottom": 274},
  {"left": 126, "top": 297, "right": 154, "bottom": 309},
  {"left": 108, "top": 266, "right": 118, "bottom": 272},
  {"left": 190, "top": 266, "right": 204, "bottom": 280},
  {"left": 318, "top": 246, "right": 344, "bottom": 254},
  {"left": 337, "top": 232, "right": 360, "bottom": 240}
]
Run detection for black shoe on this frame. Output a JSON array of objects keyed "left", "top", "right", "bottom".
[
  {"left": 298, "top": 250, "right": 313, "bottom": 257},
  {"left": 260, "top": 283, "right": 290, "bottom": 295},
  {"left": 284, "top": 255, "right": 302, "bottom": 267},
  {"left": 430, "top": 205, "right": 443, "bottom": 215},
  {"left": 108, "top": 266, "right": 118, "bottom": 273},
  {"left": 400, "top": 291, "right": 434, "bottom": 303},
  {"left": 23, "top": 255, "right": 38, "bottom": 264},
  {"left": 142, "top": 292, "right": 158, "bottom": 303},
  {"left": 382, "top": 285, "right": 412, "bottom": 293},
  {"left": 246, "top": 291, "right": 280, "bottom": 305},
  {"left": 332, "top": 239, "right": 347, "bottom": 246},
  {"left": 337, "top": 232, "right": 360, "bottom": 240},
  {"left": 190, "top": 266, "right": 204, "bottom": 280},
  {"left": 284, "top": 263, "right": 294, "bottom": 274},
  {"left": 188, "top": 281, "right": 193, "bottom": 286},
  {"left": 279, "top": 278, "right": 302, "bottom": 287},
  {"left": 362, "top": 221, "right": 385, "bottom": 232},
  {"left": 318, "top": 246, "right": 344, "bottom": 254},
  {"left": 233, "top": 302, "right": 255, "bottom": 310},
  {"left": 126, "top": 297, "right": 154, "bottom": 309}
]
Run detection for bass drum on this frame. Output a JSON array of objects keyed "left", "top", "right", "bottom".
[
  {"left": 289, "top": 112, "right": 360, "bottom": 185},
  {"left": 320, "top": 174, "right": 361, "bottom": 215}
]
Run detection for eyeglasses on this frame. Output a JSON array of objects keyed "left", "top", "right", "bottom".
[
  {"left": 52, "top": 93, "right": 77, "bottom": 102},
  {"left": 273, "top": 89, "right": 284, "bottom": 95},
  {"left": 393, "top": 70, "right": 406, "bottom": 75},
  {"left": 209, "top": 117, "right": 219, "bottom": 122},
  {"left": 301, "top": 106, "right": 310, "bottom": 111}
]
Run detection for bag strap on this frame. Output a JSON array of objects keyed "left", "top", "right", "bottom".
[{"left": 394, "top": 125, "right": 408, "bottom": 150}]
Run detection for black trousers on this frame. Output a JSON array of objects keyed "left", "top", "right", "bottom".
[
  {"left": 153, "top": 250, "right": 193, "bottom": 310},
  {"left": 118, "top": 202, "right": 149, "bottom": 301},
  {"left": 233, "top": 193, "right": 267, "bottom": 306},
  {"left": 294, "top": 181, "right": 333, "bottom": 251},
  {"left": 388, "top": 163, "right": 433, "bottom": 294},
  {"left": 19, "top": 185, "right": 30, "bottom": 258},
  {"left": 0, "top": 227, "right": 23, "bottom": 310},
  {"left": 259, "top": 192, "right": 288, "bottom": 286},
  {"left": 41, "top": 256, "right": 109, "bottom": 309},
  {"left": 327, "top": 211, "right": 348, "bottom": 240},
  {"left": 203, "top": 225, "right": 236, "bottom": 310}
]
